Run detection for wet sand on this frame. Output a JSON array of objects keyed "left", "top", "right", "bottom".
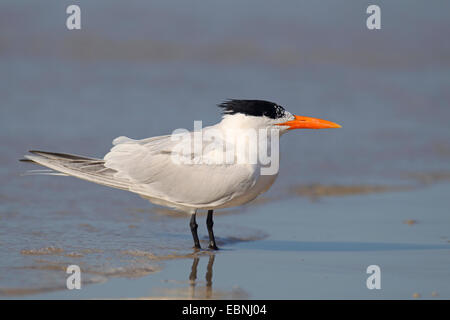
[
  {"left": 1, "top": 1, "right": 450, "bottom": 299},
  {"left": 2, "top": 178, "right": 448, "bottom": 299}
]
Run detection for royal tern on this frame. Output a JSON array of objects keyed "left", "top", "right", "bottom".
[{"left": 21, "top": 99, "right": 340, "bottom": 250}]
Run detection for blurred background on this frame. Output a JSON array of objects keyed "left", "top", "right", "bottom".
[{"left": 1, "top": 0, "right": 449, "bottom": 298}]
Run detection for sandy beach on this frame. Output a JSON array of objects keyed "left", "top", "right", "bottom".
[{"left": 1, "top": 0, "right": 450, "bottom": 299}]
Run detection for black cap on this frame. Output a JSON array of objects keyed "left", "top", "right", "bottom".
[{"left": 218, "top": 99, "right": 286, "bottom": 119}]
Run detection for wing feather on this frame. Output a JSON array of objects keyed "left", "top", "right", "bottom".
[
  {"left": 23, "top": 152, "right": 130, "bottom": 190},
  {"left": 22, "top": 132, "right": 260, "bottom": 209},
  {"left": 104, "top": 134, "right": 259, "bottom": 207}
]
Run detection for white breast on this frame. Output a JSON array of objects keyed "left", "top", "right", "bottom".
[{"left": 214, "top": 170, "right": 278, "bottom": 209}]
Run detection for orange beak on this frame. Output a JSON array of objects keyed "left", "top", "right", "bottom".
[{"left": 277, "top": 115, "right": 341, "bottom": 130}]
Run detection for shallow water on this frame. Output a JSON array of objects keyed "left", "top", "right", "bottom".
[
  {"left": 14, "top": 182, "right": 450, "bottom": 299},
  {"left": 1, "top": 0, "right": 450, "bottom": 298}
]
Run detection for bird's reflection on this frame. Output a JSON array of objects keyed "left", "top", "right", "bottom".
[
  {"left": 155, "top": 251, "right": 247, "bottom": 299},
  {"left": 188, "top": 254, "right": 215, "bottom": 299}
]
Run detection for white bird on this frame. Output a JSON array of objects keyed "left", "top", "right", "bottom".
[{"left": 21, "top": 100, "right": 341, "bottom": 250}]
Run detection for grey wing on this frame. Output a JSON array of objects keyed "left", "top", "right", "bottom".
[
  {"left": 104, "top": 134, "right": 259, "bottom": 207},
  {"left": 22, "top": 133, "right": 259, "bottom": 208}
]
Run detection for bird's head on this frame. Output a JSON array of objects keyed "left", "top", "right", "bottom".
[{"left": 218, "top": 99, "right": 341, "bottom": 133}]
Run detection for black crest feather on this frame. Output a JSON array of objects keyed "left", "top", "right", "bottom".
[{"left": 218, "top": 99, "right": 286, "bottom": 119}]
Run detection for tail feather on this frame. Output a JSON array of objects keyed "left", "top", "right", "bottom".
[
  {"left": 21, "top": 150, "right": 130, "bottom": 191},
  {"left": 21, "top": 169, "right": 68, "bottom": 177},
  {"left": 29, "top": 150, "right": 99, "bottom": 161}
]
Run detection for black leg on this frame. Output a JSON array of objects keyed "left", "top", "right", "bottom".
[
  {"left": 190, "top": 212, "right": 201, "bottom": 249},
  {"left": 206, "top": 210, "right": 219, "bottom": 250}
]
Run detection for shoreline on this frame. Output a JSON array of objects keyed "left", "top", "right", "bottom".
[{"left": 3, "top": 180, "right": 450, "bottom": 299}]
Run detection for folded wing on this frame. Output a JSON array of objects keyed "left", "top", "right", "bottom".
[{"left": 104, "top": 133, "right": 259, "bottom": 208}]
